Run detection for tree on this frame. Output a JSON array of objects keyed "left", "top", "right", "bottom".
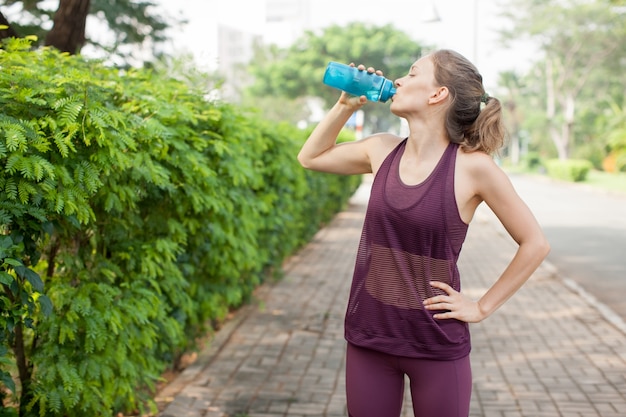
[
  {"left": 244, "top": 22, "right": 430, "bottom": 134},
  {"left": 0, "top": 12, "right": 18, "bottom": 39},
  {"left": 501, "top": 0, "right": 626, "bottom": 160},
  {"left": 498, "top": 71, "right": 525, "bottom": 165},
  {"left": 0, "top": 0, "right": 175, "bottom": 65},
  {"left": 44, "top": 0, "right": 90, "bottom": 54}
]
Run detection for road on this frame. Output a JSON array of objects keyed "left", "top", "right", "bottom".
[{"left": 505, "top": 174, "right": 626, "bottom": 321}]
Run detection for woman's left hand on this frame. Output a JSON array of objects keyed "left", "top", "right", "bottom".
[{"left": 423, "top": 281, "right": 486, "bottom": 323}]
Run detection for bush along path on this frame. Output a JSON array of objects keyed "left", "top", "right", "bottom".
[{"left": 0, "top": 37, "right": 360, "bottom": 416}]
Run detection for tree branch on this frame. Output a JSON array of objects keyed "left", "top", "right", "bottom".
[{"left": 0, "top": 11, "right": 19, "bottom": 40}]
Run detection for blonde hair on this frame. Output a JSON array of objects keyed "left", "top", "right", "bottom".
[{"left": 430, "top": 49, "right": 505, "bottom": 155}]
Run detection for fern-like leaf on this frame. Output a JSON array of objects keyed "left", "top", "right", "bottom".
[
  {"left": 0, "top": 137, "right": 7, "bottom": 158},
  {"left": 17, "top": 179, "right": 37, "bottom": 204},
  {"left": 26, "top": 205, "right": 47, "bottom": 222},
  {"left": 52, "top": 125, "right": 78, "bottom": 157},
  {"left": 3, "top": 178, "right": 18, "bottom": 200},
  {"left": 0, "top": 208, "right": 10, "bottom": 226},
  {"left": 31, "top": 155, "right": 56, "bottom": 182},
  {"left": 77, "top": 160, "right": 102, "bottom": 194},
  {"left": 3, "top": 154, "right": 20, "bottom": 174},
  {"left": 53, "top": 190, "right": 65, "bottom": 213},
  {"left": 48, "top": 389, "right": 62, "bottom": 413},
  {"left": 2, "top": 122, "right": 27, "bottom": 152},
  {"left": 52, "top": 131, "right": 70, "bottom": 158},
  {"left": 52, "top": 96, "right": 83, "bottom": 126}
]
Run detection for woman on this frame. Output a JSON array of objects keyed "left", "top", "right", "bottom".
[{"left": 297, "top": 50, "right": 550, "bottom": 417}]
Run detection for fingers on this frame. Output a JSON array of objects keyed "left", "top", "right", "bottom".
[
  {"left": 423, "top": 281, "right": 456, "bottom": 314},
  {"left": 339, "top": 92, "right": 368, "bottom": 106},
  {"left": 424, "top": 300, "right": 456, "bottom": 320},
  {"left": 350, "top": 62, "right": 384, "bottom": 76},
  {"left": 432, "top": 311, "right": 455, "bottom": 320},
  {"left": 428, "top": 280, "right": 454, "bottom": 294},
  {"left": 425, "top": 301, "right": 453, "bottom": 311}
]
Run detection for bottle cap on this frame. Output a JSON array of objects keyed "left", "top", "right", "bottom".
[{"left": 379, "top": 80, "right": 397, "bottom": 103}]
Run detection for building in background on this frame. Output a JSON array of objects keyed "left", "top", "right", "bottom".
[
  {"left": 216, "top": 0, "right": 313, "bottom": 101},
  {"left": 216, "top": 25, "right": 262, "bottom": 100},
  {"left": 264, "top": 0, "right": 312, "bottom": 47}
]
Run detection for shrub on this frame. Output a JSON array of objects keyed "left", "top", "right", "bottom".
[
  {"left": 520, "top": 152, "right": 543, "bottom": 171},
  {"left": 544, "top": 158, "right": 593, "bottom": 182},
  {"left": 0, "top": 37, "right": 359, "bottom": 415}
]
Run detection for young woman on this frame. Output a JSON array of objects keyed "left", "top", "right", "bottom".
[{"left": 297, "top": 50, "right": 550, "bottom": 417}]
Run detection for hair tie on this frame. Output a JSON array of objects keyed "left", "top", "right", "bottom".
[{"left": 480, "top": 92, "right": 490, "bottom": 104}]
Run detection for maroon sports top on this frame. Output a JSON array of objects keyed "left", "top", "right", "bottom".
[{"left": 345, "top": 139, "right": 471, "bottom": 360}]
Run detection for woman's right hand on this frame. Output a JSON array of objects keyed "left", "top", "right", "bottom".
[
  {"left": 337, "top": 90, "right": 368, "bottom": 108},
  {"left": 337, "top": 64, "right": 384, "bottom": 109}
]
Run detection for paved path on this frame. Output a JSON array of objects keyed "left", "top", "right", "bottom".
[
  {"left": 508, "top": 174, "right": 626, "bottom": 320},
  {"left": 157, "top": 181, "right": 626, "bottom": 417}
]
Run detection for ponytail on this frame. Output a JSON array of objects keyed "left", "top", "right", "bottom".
[
  {"left": 464, "top": 96, "right": 505, "bottom": 155},
  {"left": 430, "top": 50, "right": 505, "bottom": 155}
]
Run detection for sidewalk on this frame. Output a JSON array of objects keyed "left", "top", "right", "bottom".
[{"left": 157, "top": 181, "right": 626, "bottom": 417}]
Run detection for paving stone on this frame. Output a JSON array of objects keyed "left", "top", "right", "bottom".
[{"left": 157, "top": 183, "right": 626, "bottom": 417}]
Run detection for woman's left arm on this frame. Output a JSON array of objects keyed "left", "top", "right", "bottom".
[{"left": 424, "top": 155, "right": 550, "bottom": 322}]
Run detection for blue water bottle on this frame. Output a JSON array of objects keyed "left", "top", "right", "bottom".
[{"left": 323, "top": 61, "right": 396, "bottom": 103}]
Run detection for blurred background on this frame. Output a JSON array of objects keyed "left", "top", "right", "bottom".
[
  {"left": 2, "top": 0, "right": 625, "bottom": 172},
  {"left": 2, "top": 2, "right": 626, "bottom": 415}
]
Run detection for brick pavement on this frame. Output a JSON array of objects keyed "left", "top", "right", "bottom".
[{"left": 157, "top": 181, "right": 626, "bottom": 417}]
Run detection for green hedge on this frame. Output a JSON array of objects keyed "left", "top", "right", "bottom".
[
  {"left": 544, "top": 158, "right": 593, "bottom": 182},
  {"left": 0, "top": 38, "right": 360, "bottom": 416}
]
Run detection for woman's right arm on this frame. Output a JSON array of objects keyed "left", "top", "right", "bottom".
[
  {"left": 297, "top": 93, "right": 373, "bottom": 175},
  {"left": 299, "top": 62, "right": 400, "bottom": 175}
]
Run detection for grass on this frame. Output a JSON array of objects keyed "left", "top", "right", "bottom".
[
  {"left": 503, "top": 161, "right": 626, "bottom": 196},
  {"left": 584, "top": 170, "right": 626, "bottom": 195}
]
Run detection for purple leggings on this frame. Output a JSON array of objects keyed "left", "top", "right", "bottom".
[{"left": 346, "top": 343, "right": 471, "bottom": 417}]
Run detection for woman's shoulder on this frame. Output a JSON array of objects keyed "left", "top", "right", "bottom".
[
  {"left": 456, "top": 148, "right": 508, "bottom": 186},
  {"left": 366, "top": 133, "right": 405, "bottom": 155},
  {"left": 456, "top": 148, "right": 499, "bottom": 171},
  {"left": 363, "top": 133, "right": 404, "bottom": 174},
  {"left": 364, "top": 132, "right": 404, "bottom": 145}
]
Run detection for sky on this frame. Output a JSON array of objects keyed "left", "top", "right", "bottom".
[{"left": 156, "top": 0, "right": 538, "bottom": 90}]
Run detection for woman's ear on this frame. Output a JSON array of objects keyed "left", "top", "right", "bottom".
[{"left": 428, "top": 86, "right": 449, "bottom": 104}]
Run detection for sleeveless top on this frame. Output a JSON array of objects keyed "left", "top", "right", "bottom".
[{"left": 344, "top": 139, "right": 471, "bottom": 360}]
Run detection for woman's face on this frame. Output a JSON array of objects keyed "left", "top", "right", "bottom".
[{"left": 390, "top": 55, "right": 440, "bottom": 117}]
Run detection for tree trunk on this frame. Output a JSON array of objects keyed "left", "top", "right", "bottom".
[
  {"left": 510, "top": 129, "right": 520, "bottom": 166},
  {"left": 546, "top": 57, "right": 570, "bottom": 160},
  {"left": 505, "top": 99, "right": 521, "bottom": 165},
  {"left": 14, "top": 321, "right": 34, "bottom": 417},
  {"left": 0, "top": 11, "right": 19, "bottom": 40},
  {"left": 44, "top": 0, "right": 91, "bottom": 55}
]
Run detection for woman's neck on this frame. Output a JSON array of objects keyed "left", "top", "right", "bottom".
[{"left": 405, "top": 118, "right": 449, "bottom": 159}]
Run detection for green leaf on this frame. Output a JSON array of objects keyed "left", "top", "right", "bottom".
[
  {"left": 38, "top": 294, "right": 53, "bottom": 316},
  {"left": 0, "top": 235, "right": 13, "bottom": 254},
  {"left": 0, "top": 271, "right": 14, "bottom": 286},
  {"left": 0, "top": 370, "right": 16, "bottom": 394},
  {"left": 25, "top": 268, "right": 45, "bottom": 292},
  {"left": 2, "top": 178, "right": 18, "bottom": 200},
  {"left": 3, "top": 258, "right": 22, "bottom": 267},
  {"left": 13, "top": 265, "right": 44, "bottom": 293}
]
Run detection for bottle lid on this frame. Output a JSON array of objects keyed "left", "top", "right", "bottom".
[{"left": 380, "top": 80, "right": 397, "bottom": 103}]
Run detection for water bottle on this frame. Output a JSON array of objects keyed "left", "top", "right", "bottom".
[{"left": 323, "top": 61, "right": 396, "bottom": 103}]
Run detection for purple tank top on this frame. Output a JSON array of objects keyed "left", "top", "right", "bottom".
[{"left": 345, "top": 139, "right": 471, "bottom": 360}]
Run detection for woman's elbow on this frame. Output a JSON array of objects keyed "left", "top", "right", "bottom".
[
  {"left": 536, "top": 234, "right": 551, "bottom": 261},
  {"left": 297, "top": 151, "right": 313, "bottom": 170}
]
